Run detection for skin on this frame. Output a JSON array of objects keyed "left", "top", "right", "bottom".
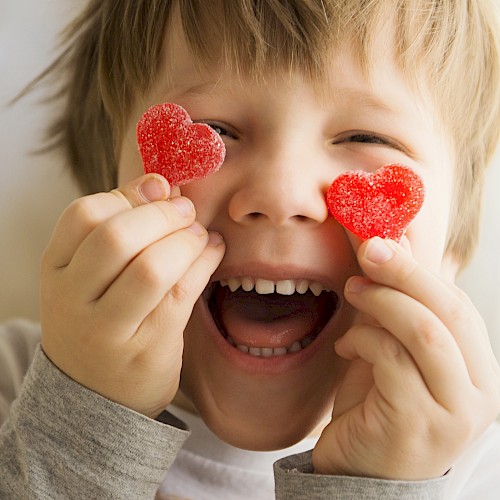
[{"left": 40, "top": 18, "right": 500, "bottom": 480}]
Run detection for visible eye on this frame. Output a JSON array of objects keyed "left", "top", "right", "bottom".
[
  {"left": 207, "top": 123, "right": 228, "bottom": 135},
  {"left": 343, "top": 133, "right": 389, "bottom": 145},
  {"left": 203, "top": 122, "right": 236, "bottom": 139}
]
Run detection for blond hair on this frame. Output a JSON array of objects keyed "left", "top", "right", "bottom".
[{"left": 35, "top": 0, "right": 500, "bottom": 265}]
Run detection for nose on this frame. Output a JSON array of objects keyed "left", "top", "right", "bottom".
[{"left": 228, "top": 148, "right": 330, "bottom": 227}]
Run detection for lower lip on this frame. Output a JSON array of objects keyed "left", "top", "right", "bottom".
[{"left": 194, "top": 293, "right": 343, "bottom": 375}]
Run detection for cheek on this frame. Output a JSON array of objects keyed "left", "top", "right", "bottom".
[
  {"left": 118, "top": 124, "right": 145, "bottom": 186},
  {"left": 119, "top": 163, "right": 143, "bottom": 186},
  {"left": 407, "top": 180, "right": 453, "bottom": 272},
  {"left": 180, "top": 176, "right": 227, "bottom": 226}
]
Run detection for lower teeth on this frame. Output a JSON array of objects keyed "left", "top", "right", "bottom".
[{"left": 227, "top": 335, "right": 314, "bottom": 356}]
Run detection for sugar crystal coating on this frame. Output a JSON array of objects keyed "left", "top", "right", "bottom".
[
  {"left": 326, "top": 164, "right": 425, "bottom": 241},
  {"left": 136, "top": 103, "right": 226, "bottom": 186}
]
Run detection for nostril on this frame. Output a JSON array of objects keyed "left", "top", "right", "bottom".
[
  {"left": 237, "top": 212, "right": 265, "bottom": 224},
  {"left": 243, "top": 212, "right": 317, "bottom": 225},
  {"left": 294, "top": 215, "right": 309, "bottom": 222},
  {"left": 229, "top": 188, "right": 329, "bottom": 226}
]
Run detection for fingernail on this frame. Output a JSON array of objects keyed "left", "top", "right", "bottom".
[
  {"left": 170, "top": 197, "right": 194, "bottom": 217},
  {"left": 365, "top": 237, "right": 395, "bottom": 264},
  {"left": 187, "top": 221, "right": 206, "bottom": 236},
  {"left": 208, "top": 231, "right": 224, "bottom": 247},
  {"left": 140, "top": 177, "right": 167, "bottom": 202},
  {"left": 346, "top": 276, "right": 371, "bottom": 293}
]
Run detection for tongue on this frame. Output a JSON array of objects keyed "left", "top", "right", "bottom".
[{"left": 214, "top": 287, "right": 327, "bottom": 348}]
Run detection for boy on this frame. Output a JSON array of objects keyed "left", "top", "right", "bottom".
[{"left": 1, "top": 0, "right": 500, "bottom": 498}]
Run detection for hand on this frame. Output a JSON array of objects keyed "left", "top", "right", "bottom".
[
  {"left": 313, "top": 237, "right": 500, "bottom": 480},
  {"left": 40, "top": 174, "right": 225, "bottom": 418}
]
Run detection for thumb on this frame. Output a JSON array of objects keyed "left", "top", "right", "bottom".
[{"left": 114, "top": 174, "right": 181, "bottom": 208}]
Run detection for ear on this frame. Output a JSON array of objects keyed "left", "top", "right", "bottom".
[{"left": 439, "top": 251, "right": 460, "bottom": 282}]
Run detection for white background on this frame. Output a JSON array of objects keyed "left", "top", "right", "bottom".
[{"left": 1, "top": 1, "right": 499, "bottom": 367}]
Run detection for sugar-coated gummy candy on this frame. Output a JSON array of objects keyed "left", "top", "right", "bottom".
[
  {"left": 136, "top": 103, "right": 226, "bottom": 186},
  {"left": 326, "top": 163, "right": 425, "bottom": 241}
]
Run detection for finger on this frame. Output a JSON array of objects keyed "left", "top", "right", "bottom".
[
  {"left": 335, "top": 323, "right": 429, "bottom": 415},
  {"left": 398, "top": 235, "right": 412, "bottom": 255},
  {"left": 345, "top": 276, "right": 472, "bottom": 409},
  {"left": 67, "top": 196, "right": 197, "bottom": 301},
  {"left": 113, "top": 173, "right": 172, "bottom": 208},
  {"left": 332, "top": 358, "right": 374, "bottom": 420},
  {"left": 137, "top": 231, "right": 226, "bottom": 350},
  {"left": 355, "top": 237, "right": 493, "bottom": 388},
  {"left": 44, "top": 175, "right": 171, "bottom": 268},
  {"left": 93, "top": 226, "right": 220, "bottom": 334},
  {"left": 342, "top": 228, "right": 411, "bottom": 262}
]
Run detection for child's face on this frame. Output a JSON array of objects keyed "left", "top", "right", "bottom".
[{"left": 119, "top": 22, "right": 457, "bottom": 450}]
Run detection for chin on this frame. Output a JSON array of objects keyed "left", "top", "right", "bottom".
[
  {"left": 181, "top": 361, "right": 339, "bottom": 450},
  {"left": 202, "top": 402, "right": 330, "bottom": 451},
  {"left": 178, "top": 290, "right": 355, "bottom": 450}
]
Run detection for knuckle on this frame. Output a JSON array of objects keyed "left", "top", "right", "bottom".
[
  {"left": 411, "top": 315, "right": 449, "bottom": 353},
  {"left": 95, "top": 218, "right": 134, "bottom": 253},
  {"left": 65, "top": 195, "right": 103, "bottom": 226},
  {"left": 378, "top": 331, "right": 406, "bottom": 359},
  {"left": 132, "top": 256, "right": 166, "bottom": 289},
  {"left": 40, "top": 245, "right": 67, "bottom": 275},
  {"left": 442, "top": 298, "right": 465, "bottom": 326},
  {"left": 170, "top": 279, "right": 196, "bottom": 305}
]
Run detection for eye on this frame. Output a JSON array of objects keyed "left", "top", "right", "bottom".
[
  {"left": 203, "top": 121, "right": 236, "bottom": 139},
  {"left": 207, "top": 123, "right": 228, "bottom": 135},
  {"left": 343, "top": 133, "right": 389, "bottom": 145}
]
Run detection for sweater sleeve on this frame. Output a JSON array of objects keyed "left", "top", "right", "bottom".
[
  {"left": 0, "top": 319, "right": 40, "bottom": 425},
  {"left": 0, "top": 339, "right": 190, "bottom": 499},
  {"left": 274, "top": 450, "right": 450, "bottom": 500}
]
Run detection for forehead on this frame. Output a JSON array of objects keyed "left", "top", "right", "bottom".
[
  {"left": 159, "top": 2, "right": 400, "bottom": 89},
  {"left": 154, "top": 8, "right": 430, "bottom": 118}
]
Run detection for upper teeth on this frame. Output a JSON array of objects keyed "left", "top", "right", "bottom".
[{"left": 219, "top": 277, "right": 328, "bottom": 296}]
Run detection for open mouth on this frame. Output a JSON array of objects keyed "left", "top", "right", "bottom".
[{"left": 207, "top": 277, "right": 339, "bottom": 357}]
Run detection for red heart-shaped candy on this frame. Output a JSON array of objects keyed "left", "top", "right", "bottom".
[
  {"left": 326, "top": 163, "right": 425, "bottom": 241},
  {"left": 136, "top": 103, "right": 226, "bottom": 186}
]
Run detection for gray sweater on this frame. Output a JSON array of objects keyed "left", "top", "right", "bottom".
[{"left": 0, "top": 319, "right": 451, "bottom": 499}]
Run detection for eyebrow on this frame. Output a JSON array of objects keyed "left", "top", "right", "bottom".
[
  {"left": 166, "top": 82, "right": 396, "bottom": 114},
  {"left": 183, "top": 82, "right": 221, "bottom": 97},
  {"left": 332, "top": 87, "right": 395, "bottom": 113},
  {"left": 163, "top": 72, "right": 399, "bottom": 118}
]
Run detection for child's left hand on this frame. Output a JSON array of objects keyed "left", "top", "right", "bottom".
[{"left": 312, "top": 237, "right": 500, "bottom": 480}]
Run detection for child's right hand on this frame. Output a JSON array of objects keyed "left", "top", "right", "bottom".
[{"left": 40, "top": 174, "right": 225, "bottom": 418}]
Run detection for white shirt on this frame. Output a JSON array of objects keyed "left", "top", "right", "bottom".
[
  {"left": 158, "top": 406, "right": 319, "bottom": 499},
  {"left": 159, "top": 406, "right": 500, "bottom": 500}
]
